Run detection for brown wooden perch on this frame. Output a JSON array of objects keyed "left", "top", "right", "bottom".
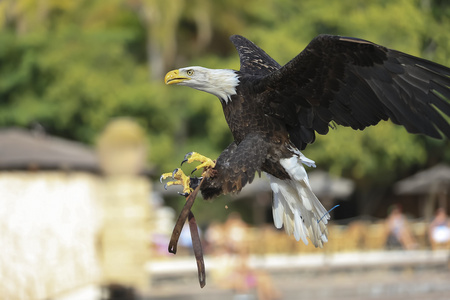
[{"left": 168, "top": 177, "right": 206, "bottom": 288}]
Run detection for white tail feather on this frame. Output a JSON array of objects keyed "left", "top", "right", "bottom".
[{"left": 267, "top": 153, "right": 329, "bottom": 247}]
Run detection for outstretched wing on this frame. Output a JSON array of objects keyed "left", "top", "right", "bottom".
[
  {"left": 260, "top": 35, "right": 450, "bottom": 149},
  {"left": 200, "top": 133, "right": 269, "bottom": 199},
  {"left": 230, "top": 35, "right": 281, "bottom": 75}
]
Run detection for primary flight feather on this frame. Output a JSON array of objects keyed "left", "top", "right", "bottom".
[{"left": 163, "top": 34, "right": 450, "bottom": 247}]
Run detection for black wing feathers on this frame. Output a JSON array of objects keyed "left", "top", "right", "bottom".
[
  {"left": 230, "top": 35, "right": 281, "bottom": 75},
  {"left": 258, "top": 34, "right": 450, "bottom": 149},
  {"left": 198, "top": 35, "right": 450, "bottom": 199}
]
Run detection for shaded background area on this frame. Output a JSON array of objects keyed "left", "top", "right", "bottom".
[{"left": 1, "top": 0, "right": 450, "bottom": 299}]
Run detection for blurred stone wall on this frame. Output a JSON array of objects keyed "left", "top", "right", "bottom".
[
  {"left": 99, "top": 176, "right": 152, "bottom": 290},
  {"left": 0, "top": 171, "right": 102, "bottom": 300}
]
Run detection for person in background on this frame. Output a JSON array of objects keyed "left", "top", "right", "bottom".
[
  {"left": 209, "top": 213, "right": 281, "bottom": 300},
  {"left": 385, "top": 205, "right": 417, "bottom": 250},
  {"left": 429, "top": 208, "right": 450, "bottom": 250}
]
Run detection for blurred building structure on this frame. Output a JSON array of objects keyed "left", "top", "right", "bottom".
[
  {"left": 395, "top": 164, "right": 450, "bottom": 220},
  {"left": 0, "top": 123, "right": 153, "bottom": 300},
  {"left": 0, "top": 127, "right": 103, "bottom": 299}
]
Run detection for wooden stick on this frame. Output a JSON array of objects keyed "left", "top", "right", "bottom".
[
  {"left": 168, "top": 179, "right": 202, "bottom": 254},
  {"left": 188, "top": 210, "right": 206, "bottom": 288},
  {"left": 168, "top": 177, "right": 206, "bottom": 288}
]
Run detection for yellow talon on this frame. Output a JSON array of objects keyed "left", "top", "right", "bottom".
[
  {"left": 182, "top": 152, "right": 216, "bottom": 174},
  {"left": 160, "top": 168, "right": 193, "bottom": 195},
  {"left": 160, "top": 152, "right": 215, "bottom": 196},
  {"left": 160, "top": 171, "right": 174, "bottom": 182}
]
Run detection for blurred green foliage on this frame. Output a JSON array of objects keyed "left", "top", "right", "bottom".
[{"left": 0, "top": 0, "right": 449, "bottom": 189}]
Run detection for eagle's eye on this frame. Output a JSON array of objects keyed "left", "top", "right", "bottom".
[{"left": 187, "top": 69, "right": 194, "bottom": 76}]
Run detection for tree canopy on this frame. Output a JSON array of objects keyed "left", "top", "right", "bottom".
[{"left": 1, "top": 0, "right": 449, "bottom": 196}]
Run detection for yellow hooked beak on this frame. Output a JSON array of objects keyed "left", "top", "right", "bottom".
[{"left": 164, "top": 69, "right": 190, "bottom": 85}]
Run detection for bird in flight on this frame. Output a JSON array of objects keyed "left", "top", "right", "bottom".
[{"left": 161, "top": 34, "right": 450, "bottom": 247}]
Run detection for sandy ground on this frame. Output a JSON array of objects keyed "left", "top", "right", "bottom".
[{"left": 145, "top": 250, "right": 450, "bottom": 300}]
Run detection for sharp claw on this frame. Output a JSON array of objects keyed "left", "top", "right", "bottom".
[
  {"left": 161, "top": 153, "right": 211, "bottom": 196},
  {"left": 181, "top": 152, "right": 193, "bottom": 166}
]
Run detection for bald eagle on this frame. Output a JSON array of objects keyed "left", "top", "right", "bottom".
[{"left": 162, "top": 34, "right": 450, "bottom": 247}]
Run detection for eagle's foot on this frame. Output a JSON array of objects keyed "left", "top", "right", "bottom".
[
  {"left": 181, "top": 152, "right": 216, "bottom": 174},
  {"left": 160, "top": 168, "right": 193, "bottom": 196}
]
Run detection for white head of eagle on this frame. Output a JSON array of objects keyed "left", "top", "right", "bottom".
[{"left": 164, "top": 66, "right": 239, "bottom": 103}]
